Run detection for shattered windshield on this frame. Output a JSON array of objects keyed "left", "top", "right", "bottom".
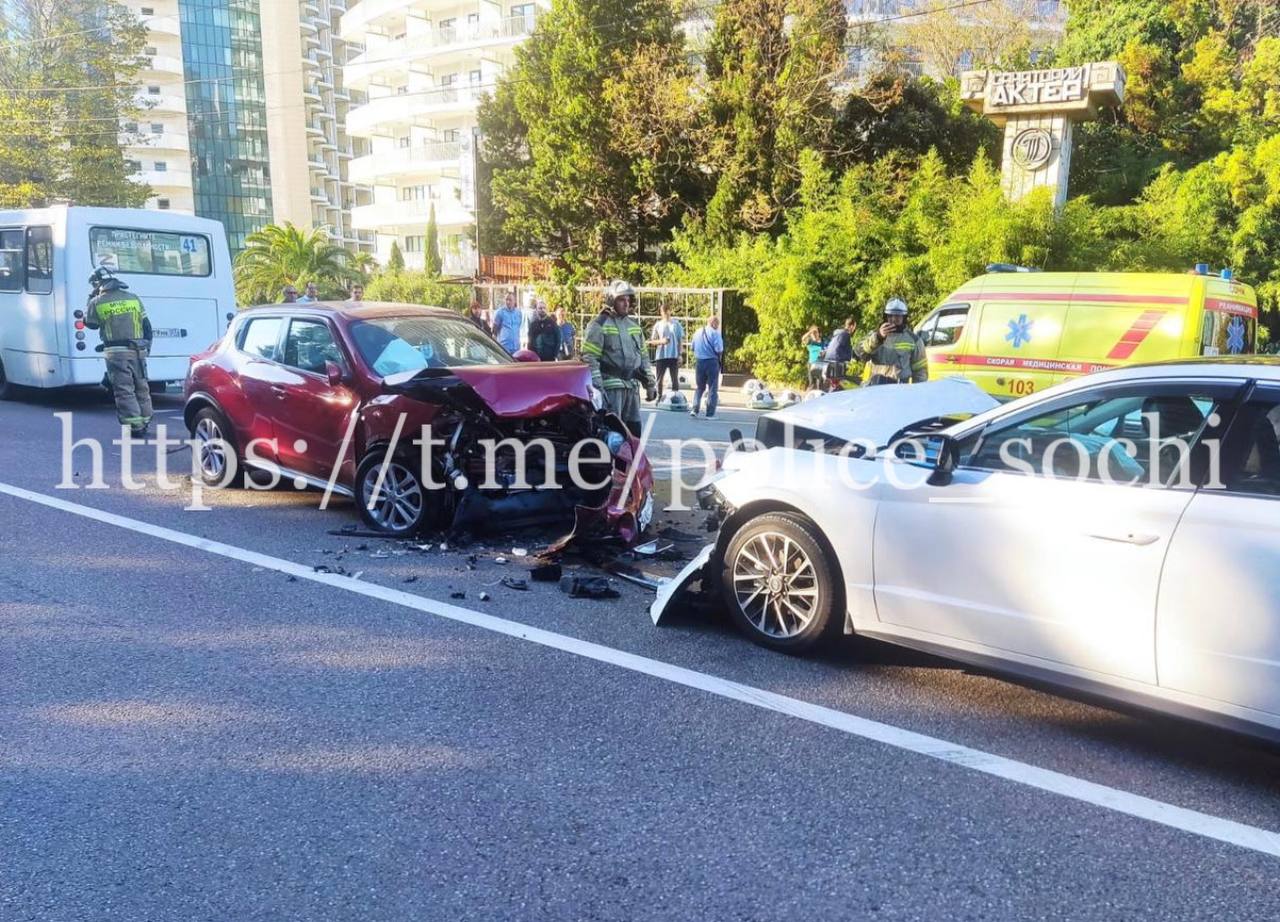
[{"left": 351, "top": 315, "right": 511, "bottom": 376}]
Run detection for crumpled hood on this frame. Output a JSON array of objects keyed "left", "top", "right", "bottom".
[
  {"left": 763, "top": 377, "right": 999, "bottom": 445},
  {"left": 448, "top": 362, "right": 594, "bottom": 418}
]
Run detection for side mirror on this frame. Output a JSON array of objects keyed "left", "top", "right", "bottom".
[
  {"left": 325, "top": 361, "right": 344, "bottom": 387},
  {"left": 927, "top": 434, "right": 959, "bottom": 486}
]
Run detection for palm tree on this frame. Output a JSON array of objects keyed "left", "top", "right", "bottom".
[{"left": 234, "top": 223, "right": 357, "bottom": 305}]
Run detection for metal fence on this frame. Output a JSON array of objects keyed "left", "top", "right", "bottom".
[{"left": 473, "top": 284, "right": 730, "bottom": 369}]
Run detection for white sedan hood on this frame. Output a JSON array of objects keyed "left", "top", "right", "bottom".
[{"left": 764, "top": 378, "right": 998, "bottom": 445}]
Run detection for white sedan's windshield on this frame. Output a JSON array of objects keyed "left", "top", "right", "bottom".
[{"left": 351, "top": 316, "right": 510, "bottom": 376}]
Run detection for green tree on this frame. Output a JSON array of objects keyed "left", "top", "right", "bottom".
[
  {"left": 477, "top": 0, "right": 699, "bottom": 274},
  {"left": 424, "top": 203, "right": 442, "bottom": 276},
  {"left": 233, "top": 223, "right": 357, "bottom": 305},
  {"left": 363, "top": 270, "right": 471, "bottom": 311},
  {"left": 699, "top": 0, "right": 848, "bottom": 241},
  {"left": 387, "top": 240, "right": 405, "bottom": 272},
  {"left": 0, "top": 0, "right": 150, "bottom": 207}
]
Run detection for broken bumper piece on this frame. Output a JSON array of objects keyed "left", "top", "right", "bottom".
[{"left": 650, "top": 543, "right": 715, "bottom": 626}]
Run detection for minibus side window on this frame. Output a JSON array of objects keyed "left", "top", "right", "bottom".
[
  {"left": 0, "top": 228, "right": 23, "bottom": 292},
  {"left": 24, "top": 227, "right": 53, "bottom": 295}
]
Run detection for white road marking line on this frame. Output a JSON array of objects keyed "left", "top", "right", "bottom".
[{"left": 3, "top": 478, "right": 1280, "bottom": 859}]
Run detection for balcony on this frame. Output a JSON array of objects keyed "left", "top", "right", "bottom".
[
  {"left": 140, "top": 54, "right": 184, "bottom": 76},
  {"left": 350, "top": 197, "right": 473, "bottom": 231},
  {"left": 346, "top": 88, "right": 485, "bottom": 134},
  {"left": 129, "top": 130, "right": 191, "bottom": 154},
  {"left": 344, "top": 13, "right": 539, "bottom": 88},
  {"left": 338, "top": 0, "right": 428, "bottom": 41},
  {"left": 131, "top": 168, "right": 193, "bottom": 191},
  {"left": 138, "top": 93, "right": 187, "bottom": 115},
  {"left": 146, "top": 15, "right": 182, "bottom": 37},
  {"left": 348, "top": 142, "right": 462, "bottom": 183}
]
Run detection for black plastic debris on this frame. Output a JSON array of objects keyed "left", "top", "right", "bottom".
[
  {"left": 313, "top": 564, "right": 332, "bottom": 573},
  {"left": 478, "top": 591, "right": 491, "bottom": 602},
  {"left": 450, "top": 591, "right": 466, "bottom": 600},
  {"left": 530, "top": 562, "right": 562, "bottom": 582},
  {"left": 500, "top": 577, "right": 529, "bottom": 591},
  {"left": 403, "top": 575, "right": 419, "bottom": 584},
  {"left": 559, "top": 575, "right": 620, "bottom": 599}
]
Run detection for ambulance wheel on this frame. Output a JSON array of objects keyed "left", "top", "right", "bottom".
[
  {"left": 191, "top": 406, "right": 244, "bottom": 488},
  {"left": 720, "top": 512, "right": 843, "bottom": 654}
]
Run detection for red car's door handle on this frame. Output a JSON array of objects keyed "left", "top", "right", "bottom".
[{"left": 270, "top": 385, "right": 288, "bottom": 399}]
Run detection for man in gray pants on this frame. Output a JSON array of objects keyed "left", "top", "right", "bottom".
[{"left": 85, "top": 268, "right": 153, "bottom": 437}]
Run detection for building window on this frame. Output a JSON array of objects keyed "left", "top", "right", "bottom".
[
  {"left": 148, "top": 85, "right": 161, "bottom": 95},
  {"left": 404, "top": 236, "right": 424, "bottom": 253},
  {"left": 124, "top": 121, "right": 139, "bottom": 132},
  {"left": 154, "top": 162, "right": 167, "bottom": 172},
  {"left": 400, "top": 185, "right": 426, "bottom": 201},
  {"left": 398, "top": 136, "right": 411, "bottom": 148},
  {"left": 151, "top": 122, "right": 164, "bottom": 134},
  {"left": 440, "top": 73, "right": 457, "bottom": 87},
  {"left": 141, "top": 6, "right": 154, "bottom": 14},
  {"left": 443, "top": 129, "right": 460, "bottom": 142},
  {"left": 439, "top": 17, "right": 455, "bottom": 29},
  {"left": 125, "top": 159, "right": 141, "bottom": 173},
  {"left": 145, "top": 46, "right": 157, "bottom": 55},
  {"left": 157, "top": 198, "right": 171, "bottom": 210},
  {"left": 395, "top": 84, "right": 408, "bottom": 95},
  {"left": 470, "top": 69, "right": 482, "bottom": 85}
]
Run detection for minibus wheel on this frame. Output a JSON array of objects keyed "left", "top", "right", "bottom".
[{"left": 0, "top": 360, "right": 16, "bottom": 400}]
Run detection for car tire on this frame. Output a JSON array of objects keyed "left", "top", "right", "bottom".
[
  {"left": 355, "top": 451, "right": 433, "bottom": 536},
  {"left": 190, "top": 406, "right": 244, "bottom": 488},
  {"left": 720, "top": 512, "right": 843, "bottom": 653}
]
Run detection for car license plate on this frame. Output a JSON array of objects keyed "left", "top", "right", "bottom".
[{"left": 153, "top": 328, "right": 183, "bottom": 338}]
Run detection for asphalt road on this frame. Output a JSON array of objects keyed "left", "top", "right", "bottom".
[{"left": 4, "top": 385, "right": 1280, "bottom": 920}]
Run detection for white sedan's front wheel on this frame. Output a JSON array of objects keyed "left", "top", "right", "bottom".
[{"left": 721, "top": 512, "right": 842, "bottom": 653}]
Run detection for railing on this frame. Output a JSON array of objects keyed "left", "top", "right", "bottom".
[{"left": 348, "top": 142, "right": 463, "bottom": 181}]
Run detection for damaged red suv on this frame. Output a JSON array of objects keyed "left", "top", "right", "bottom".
[{"left": 183, "top": 302, "right": 654, "bottom": 540}]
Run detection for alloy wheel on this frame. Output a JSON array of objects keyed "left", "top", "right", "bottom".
[
  {"left": 195, "top": 417, "right": 227, "bottom": 480},
  {"left": 731, "top": 530, "right": 821, "bottom": 639},
  {"left": 361, "top": 461, "right": 424, "bottom": 533}
]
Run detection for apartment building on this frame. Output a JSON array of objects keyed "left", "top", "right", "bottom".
[
  {"left": 261, "top": 0, "right": 375, "bottom": 254},
  {"left": 122, "top": 0, "right": 371, "bottom": 255},
  {"left": 338, "top": 0, "right": 549, "bottom": 275}
]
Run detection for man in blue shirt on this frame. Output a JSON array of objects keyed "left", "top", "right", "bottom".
[
  {"left": 690, "top": 316, "right": 724, "bottom": 418},
  {"left": 491, "top": 291, "right": 523, "bottom": 354},
  {"left": 556, "top": 307, "right": 576, "bottom": 359}
]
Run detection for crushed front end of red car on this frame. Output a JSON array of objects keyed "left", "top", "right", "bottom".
[{"left": 359, "top": 361, "right": 654, "bottom": 546}]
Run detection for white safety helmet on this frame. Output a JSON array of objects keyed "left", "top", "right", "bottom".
[
  {"left": 606, "top": 279, "right": 637, "bottom": 307},
  {"left": 884, "top": 298, "right": 909, "bottom": 317}
]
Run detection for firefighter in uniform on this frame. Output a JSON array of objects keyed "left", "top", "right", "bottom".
[
  {"left": 85, "top": 267, "right": 154, "bottom": 436},
  {"left": 581, "top": 280, "right": 656, "bottom": 435},
  {"left": 856, "top": 297, "right": 928, "bottom": 386}
]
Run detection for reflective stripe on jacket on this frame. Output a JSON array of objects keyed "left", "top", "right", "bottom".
[
  {"left": 856, "top": 328, "right": 928, "bottom": 383},
  {"left": 582, "top": 310, "right": 655, "bottom": 390}
]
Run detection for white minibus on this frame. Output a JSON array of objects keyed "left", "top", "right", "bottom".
[{"left": 0, "top": 205, "right": 235, "bottom": 398}]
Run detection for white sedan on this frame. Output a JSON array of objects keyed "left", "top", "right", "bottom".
[{"left": 655, "top": 361, "right": 1280, "bottom": 741}]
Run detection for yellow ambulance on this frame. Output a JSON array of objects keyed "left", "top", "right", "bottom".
[{"left": 916, "top": 265, "right": 1259, "bottom": 400}]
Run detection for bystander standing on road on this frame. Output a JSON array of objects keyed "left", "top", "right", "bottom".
[
  {"left": 466, "top": 300, "right": 490, "bottom": 334},
  {"left": 281, "top": 284, "right": 299, "bottom": 303},
  {"left": 556, "top": 307, "right": 576, "bottom": 359},
  {"left": 802, "top": 324, "right": 826, "bottom": 388},
  {"left": 349, "top": 283, "right": 364, "bottom": 302},
  {"left": 297, "top": 281, "right": 319, "bottom": 303},
  {"left": 649, "top": 304, "right": 684, "bottom": 400},
  {"left": 520, "top": 294, "right": 538, "bottom": 350},
  {"left": 528, "top": 301, "right": 562, "bottom": 361},
  {"left": 690, "top": 315, "right": 723, "bottom": 419},
  {"left": 492, "top": 291, "right": 523, "bottom": 353},
  {"left": 822, "top": 317, "right": 857, "bottom": 386}
]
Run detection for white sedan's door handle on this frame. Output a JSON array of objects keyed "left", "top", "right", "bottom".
[{"left": 1088, "top": 531, "right": 1160, "bottom": 546}]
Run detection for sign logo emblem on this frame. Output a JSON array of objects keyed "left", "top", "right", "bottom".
[
  {"left": 1226, "top": 316, "right": 1248, "bottom": 354},
  {"left": 1005, "top": 314, "right": 1033, "bottom": 349},
  {"left": 1011, "top": 128, "right": 1054, "bottom": 170}
]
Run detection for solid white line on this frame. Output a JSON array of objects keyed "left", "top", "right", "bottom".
[{"left": 4, "top": 479, "right": 1280, "bottom": 859}]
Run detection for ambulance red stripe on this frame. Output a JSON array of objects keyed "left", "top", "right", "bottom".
[{"left": 1106, "top": 310, "right": 1168, "bottom": 360}]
